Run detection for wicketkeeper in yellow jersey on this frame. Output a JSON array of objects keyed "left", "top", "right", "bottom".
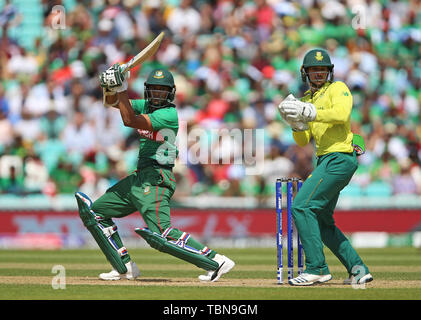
[
  {"left": 278, "top": 48, "right": 373, "bottom": 286},
  {"left": 74, "top": 64, "right": 235, "bottom": 282}
]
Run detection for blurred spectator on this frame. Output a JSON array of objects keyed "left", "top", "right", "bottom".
[
  {"left": 23, "top": 154, "right": 49, "bottom": 194},
  {"left": 166, "top": 0, "right": 201, "bottom": 38},
  {"left": 0, "top": 0, "right": 419, "bottom": 205},
  {"left": 261, "top": 143, "right": 294, "bottom": 192},
  {"left": 0, "top": 165, "right": 24, "bottom": 194},
  {"left": 0, "top": 86, "right": 13, "bottom": 152},
  {"left": 0, "top": 0, "right": 19, "bottom": 28},
  {"left": 392, "top": 158, "right": 419, "bottom": 195},
  {"left": 24, "top": 76, "right": 67, "bottom": 117},
  {"left": 370, "top": 150, "right": 400, "bottom": 183},
  {"left": 49, "top": 157, "right": 82, "bottom": 194},
  {"left": 62, "top": 111, "right": 96, "bottom": 158},
  {"left": 40, "top": 109, "right": 66, "bottom": 139},
  {"left": 242, "top": 96, "right": 272, "bottom": 129},
  {"left": 13, "top": 109, "right": 41, "bottom": 143},
  {"left": 7, "top": 47, "right": 38, "bottom": 75},
  {"left": 33, "top": 132, "right": 66, "bottom": 173}
]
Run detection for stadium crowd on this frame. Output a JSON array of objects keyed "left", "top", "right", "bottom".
[{"left": 0, "top": 0, "right": 420, "bottom": 204}]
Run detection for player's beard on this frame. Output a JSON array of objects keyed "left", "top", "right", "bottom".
[
  {"left": 309, "top": 81, "right": 325, "bottom": 91},
  {"left": 308, "top": 71, "right": 329, "bottom": 91}
]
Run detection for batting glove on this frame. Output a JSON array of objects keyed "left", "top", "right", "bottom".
[{"left": 99, "top": 63, "right": 130, "bottom": 92}]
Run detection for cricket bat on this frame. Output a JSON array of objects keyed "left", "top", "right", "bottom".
[
  {"left": 120, "top": 31, "right": 165, "bottom": 74},
  {"left": 102, "top": 31, "right": 164, "bottom": 107}
]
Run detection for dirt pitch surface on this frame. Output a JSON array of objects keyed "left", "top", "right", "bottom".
[{"left": 1, "top": 276, "right": 421, "bottom": 289}]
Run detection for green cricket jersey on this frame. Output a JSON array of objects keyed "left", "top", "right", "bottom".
[{"left": 130, "top": 99, "right": 179, "bottom": 168}]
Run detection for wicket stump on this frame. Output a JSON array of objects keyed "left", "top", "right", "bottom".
[{"left": 276, "top": 178, "right": 304, "bottom": 284}]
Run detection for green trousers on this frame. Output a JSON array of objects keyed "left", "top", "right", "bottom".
[
  {"left": 291, "top": 151, "right": 370, "bottom": 276},
  {"left": 91, "top": 166, "right": 216, "bottom": 265}
]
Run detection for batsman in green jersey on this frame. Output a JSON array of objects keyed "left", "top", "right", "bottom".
[
  {"left": 278, "top": 49, "right": 373, "bottom": 286},
  {"left": 75, "top": 65, "right": 235, "bottom": 281}
]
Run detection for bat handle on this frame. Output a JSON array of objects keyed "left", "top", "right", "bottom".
[{"left": 120, "top": 63, "right": 128, "bottom": 74}]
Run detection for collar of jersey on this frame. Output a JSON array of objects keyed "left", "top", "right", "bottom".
[{"left": 303, "top": 81, "right": 332, "bottom": 101}]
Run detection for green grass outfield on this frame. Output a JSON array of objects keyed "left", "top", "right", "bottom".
[{"left": 0, "top": 247, "right": 421, "bottom": 300}]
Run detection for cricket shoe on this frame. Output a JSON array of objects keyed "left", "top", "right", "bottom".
[
  {"left": 343, "top": 273, "right": 373, "bottom": 285},
  {"left": 198, "top": 254, "right": 235, "bottom": 282},
  {"left": 198, "top": 271, "right": 213, "bottom": 281},
  {"left": 288, "top": 273, "right": 332, "bottom": 286},
  {"left": 99, "top": 261, "right": 140, "bottom": 281}
]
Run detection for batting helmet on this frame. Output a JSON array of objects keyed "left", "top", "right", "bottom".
[{"left": 144, "top": 68, "right": 176, "bottom": 108}]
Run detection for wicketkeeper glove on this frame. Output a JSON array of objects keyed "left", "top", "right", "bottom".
[
  {"left": 290, "top": 121, "right": 309, "bottom": 132},
  {"left": 99, "top": 63, "right": 130, "bottom": 92},
  {"left": 278, "top": 94, "right": 309, "bottom": 131},
  {"left": 278, "top": 94, "right": 296, "bottom": 119},
  {"left": 282, "top": 100, "right": 317, "bottom": 123}
]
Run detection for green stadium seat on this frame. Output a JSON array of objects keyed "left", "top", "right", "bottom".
[
  {"left": 364, "top": 181, "right": 393, "bottom": 197},
  {"left": 1, "top": 0, "right": 43, "bottom": 51},
  {"left": 341, "top": 183, "right": 363, "bottom": 197}
]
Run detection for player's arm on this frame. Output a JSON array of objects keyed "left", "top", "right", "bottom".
[
  {"left": 292, "top": 130, "right": 311, "bottom": 147},
  {"left": 117, "top": 91, "right": 152, "bottom": 130},
  {"left": 314, "top": 82, "right": 352, "bottom": 124},
  {"left": 281, "top": 82, "right": 352, "bottom": 125},
  {"left": 103, "top": 88, "right": 119, "bottom": 108},
  {"left": 100, "top": 63, "right": 152, "bottom": 130}
]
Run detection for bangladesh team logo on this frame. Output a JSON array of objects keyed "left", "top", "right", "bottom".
[{"left": 153, "top": 70, "right": 165, "bottom": 79}]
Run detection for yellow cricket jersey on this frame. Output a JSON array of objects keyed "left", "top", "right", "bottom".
[{"left": 292, "top": 81, "right": 354, "bottom": 156}]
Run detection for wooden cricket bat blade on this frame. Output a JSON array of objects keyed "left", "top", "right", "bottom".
[{"left": 120, "top": 31, "right": 165, "bottom": 73}]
